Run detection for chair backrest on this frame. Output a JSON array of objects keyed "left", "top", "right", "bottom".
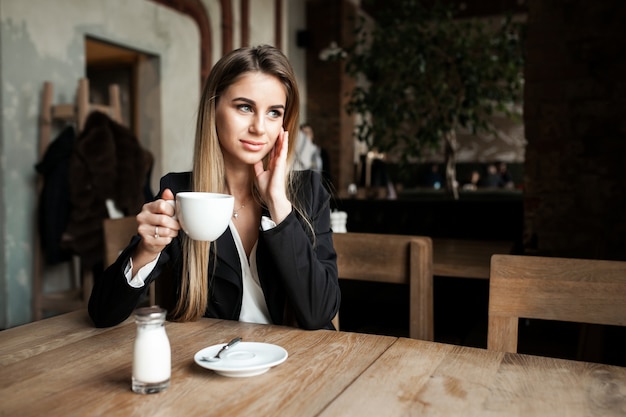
[
  {"left": 333, "top": 232, "right": 433, "bottom": 341},
  {"left": 488, "top": 254, "right": 626, "bottom": 353},
  {"left": 103, "top": 216, "right": 157, "bottom": 306},
  {"left": 103, "top": 216, "right": 138, "bottom": 267}
]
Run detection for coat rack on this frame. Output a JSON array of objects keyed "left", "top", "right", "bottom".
[{"left": 33, "top": 78, "right": 122, "bottom": 321}]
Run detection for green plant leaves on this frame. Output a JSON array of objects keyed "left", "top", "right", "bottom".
[{"left": 344, "top": 0, "right": 526, "bottom": 164}]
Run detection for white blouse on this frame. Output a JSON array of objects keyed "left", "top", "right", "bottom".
[
  {"left": 229, "top": 222, "right": 271, "bottom": 324},
  {"left": 125, "top": 220, "right": 272, "bottom": 324}
]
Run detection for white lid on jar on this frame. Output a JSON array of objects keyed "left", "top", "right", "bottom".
[{"left": 134, "top": 306, "right": 167, "bottom": 323}]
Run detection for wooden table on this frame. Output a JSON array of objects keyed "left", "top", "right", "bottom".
[
  {"left": 432, "top": 238, "right": 514, "bottom": 279},
  {"left": 2, "top": 311, "right": 625, "bottom": 416}
]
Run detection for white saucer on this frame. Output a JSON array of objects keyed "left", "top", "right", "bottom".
[{"left": 194, "top": 342, "right": 288, "bottom": 377}]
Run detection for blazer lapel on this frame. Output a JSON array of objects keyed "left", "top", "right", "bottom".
[{"left": 212, "top": 224, "right": 241, "bottom": 284}]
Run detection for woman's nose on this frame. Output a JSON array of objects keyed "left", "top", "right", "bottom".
[{"left": 249, "top": 115, "right": 266, "bottom": 134}]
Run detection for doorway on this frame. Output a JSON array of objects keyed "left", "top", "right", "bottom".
[{"left": 85, "top": 36, "right": 163, "bottom": 191}]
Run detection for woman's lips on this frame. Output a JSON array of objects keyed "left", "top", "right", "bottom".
[{"left": 241, "top": 140, "right": 265, "bottom": 152}]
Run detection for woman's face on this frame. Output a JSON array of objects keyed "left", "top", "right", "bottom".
[{"left": 215, "top": 72, "right": 286, "bottom": 167}]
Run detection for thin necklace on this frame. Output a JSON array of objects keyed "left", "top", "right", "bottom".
[{"left": 232, "top": 201, "right": 246, "bottom": 220}]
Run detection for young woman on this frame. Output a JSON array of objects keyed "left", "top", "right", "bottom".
[{"left": 88, "top": 45, "right": 340, "bottom": 330}]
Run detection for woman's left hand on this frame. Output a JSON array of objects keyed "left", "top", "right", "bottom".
[{"left": 254, "top": 128, "right": 292, "bottom": 223}]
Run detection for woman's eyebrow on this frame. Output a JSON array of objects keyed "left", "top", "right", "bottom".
[
  {"left": 232, "top": 97, "right": 254, "bottom": 105},
  {"left": 232, "top": 97, "right": 285, "bottom": 110}
]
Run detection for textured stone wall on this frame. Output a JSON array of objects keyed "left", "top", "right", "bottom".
[{"left": 523, "top": 0, "right": 626, "bottom": 260}]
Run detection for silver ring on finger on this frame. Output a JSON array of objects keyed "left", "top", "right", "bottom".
[{"left": 154, "top": 226, "right": 159, "bottom": 239}]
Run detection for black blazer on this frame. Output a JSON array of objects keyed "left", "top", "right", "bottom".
[{"left": 88, "top": 170, "right": 340, "bottom": 330}]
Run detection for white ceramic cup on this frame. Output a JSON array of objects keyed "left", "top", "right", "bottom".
[{"left": 174, "top": 192, "right": 234, "bottom": 241}]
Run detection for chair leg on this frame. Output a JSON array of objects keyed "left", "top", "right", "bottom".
[{"left": 487, "top": 315, "right": 519, "bottom": 352}]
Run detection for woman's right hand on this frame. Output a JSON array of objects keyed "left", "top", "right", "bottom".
[{"left": 134, "top": 188, "right": 180, "bottom": 264}]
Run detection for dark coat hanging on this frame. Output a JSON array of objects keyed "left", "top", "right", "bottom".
[{"left": 63, "top": 111, "right": 153, "bottom": 269}]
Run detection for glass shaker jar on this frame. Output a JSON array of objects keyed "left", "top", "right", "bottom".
[{"left": 132, "top": 306, "right": 171, "bottom": 394}]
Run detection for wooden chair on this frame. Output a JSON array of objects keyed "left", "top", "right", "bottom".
[
  {"left": 487, "top": 254, "right": 626, "bottom": 353},
  {"left": 102, "top": 216, "right": 155, "bottom": 306},
  {"left": 333, "top": 232, "right": 434, "bottom": 341},
  {"left": 103, "top": 216, "right": 137, "bottom": 267}
]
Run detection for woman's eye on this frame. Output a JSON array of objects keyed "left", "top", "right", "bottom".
[
  {"left": 268, "top": 109, "right": 283, "bottom": 118},
  {"left": 237, "top": 104, "right": 253, "bottom": 113}
]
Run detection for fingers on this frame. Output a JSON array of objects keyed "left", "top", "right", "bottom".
[
  {"left": 278, "top": 130, "right": 289, "bottom": 166},
  {"left": 255, "top": 129, "right": 286, "bottom": 177},
  {"left": 153, "top": 199, "right": 176, "bottom": 219},
  {"left": 162, "top": 188, "right": 175, "bottom": 201},
  {"left": 273, "top": 130, "right": 288, "bottom": 177},
  {"left": 275, "top": 129, "right": 288, "bottom": 158},
  {"left": 135, "top": 189, "right": 180, "bottom": 252},
  {"left": 280, "top": 130, "right": 289, "bottom": 157},
  {"left": 136, "top": 216, "right": 178, "bottom": 255},
  {"left": 269, "top": 129, "right": 288, "bottom": 169},
  {"left": 274, "top": 129, "right": 286, "bottom": 160}
]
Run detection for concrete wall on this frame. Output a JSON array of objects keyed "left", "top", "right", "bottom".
[{"left": 0, "top": 0, "right": 200, "bottom": 327}]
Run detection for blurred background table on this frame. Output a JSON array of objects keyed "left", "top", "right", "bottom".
[{"left": 432, "top": 238, "right": 514, "bottom": 279}]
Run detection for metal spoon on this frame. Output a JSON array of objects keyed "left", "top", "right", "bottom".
[{"left": 201, "top": 337, "right": 242, "bottom": 362}]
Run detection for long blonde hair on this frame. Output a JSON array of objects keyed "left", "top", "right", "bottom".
[{"left": 171, "top": 45, "right": 302, "bottom": 321}]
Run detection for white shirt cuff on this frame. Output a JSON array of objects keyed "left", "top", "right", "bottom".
[
  {"left": 124, "top": 254, "right": 161, "bottom": 288},
  {"left": 261, "top": 215, "right": 277, "bottom": 231}
]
